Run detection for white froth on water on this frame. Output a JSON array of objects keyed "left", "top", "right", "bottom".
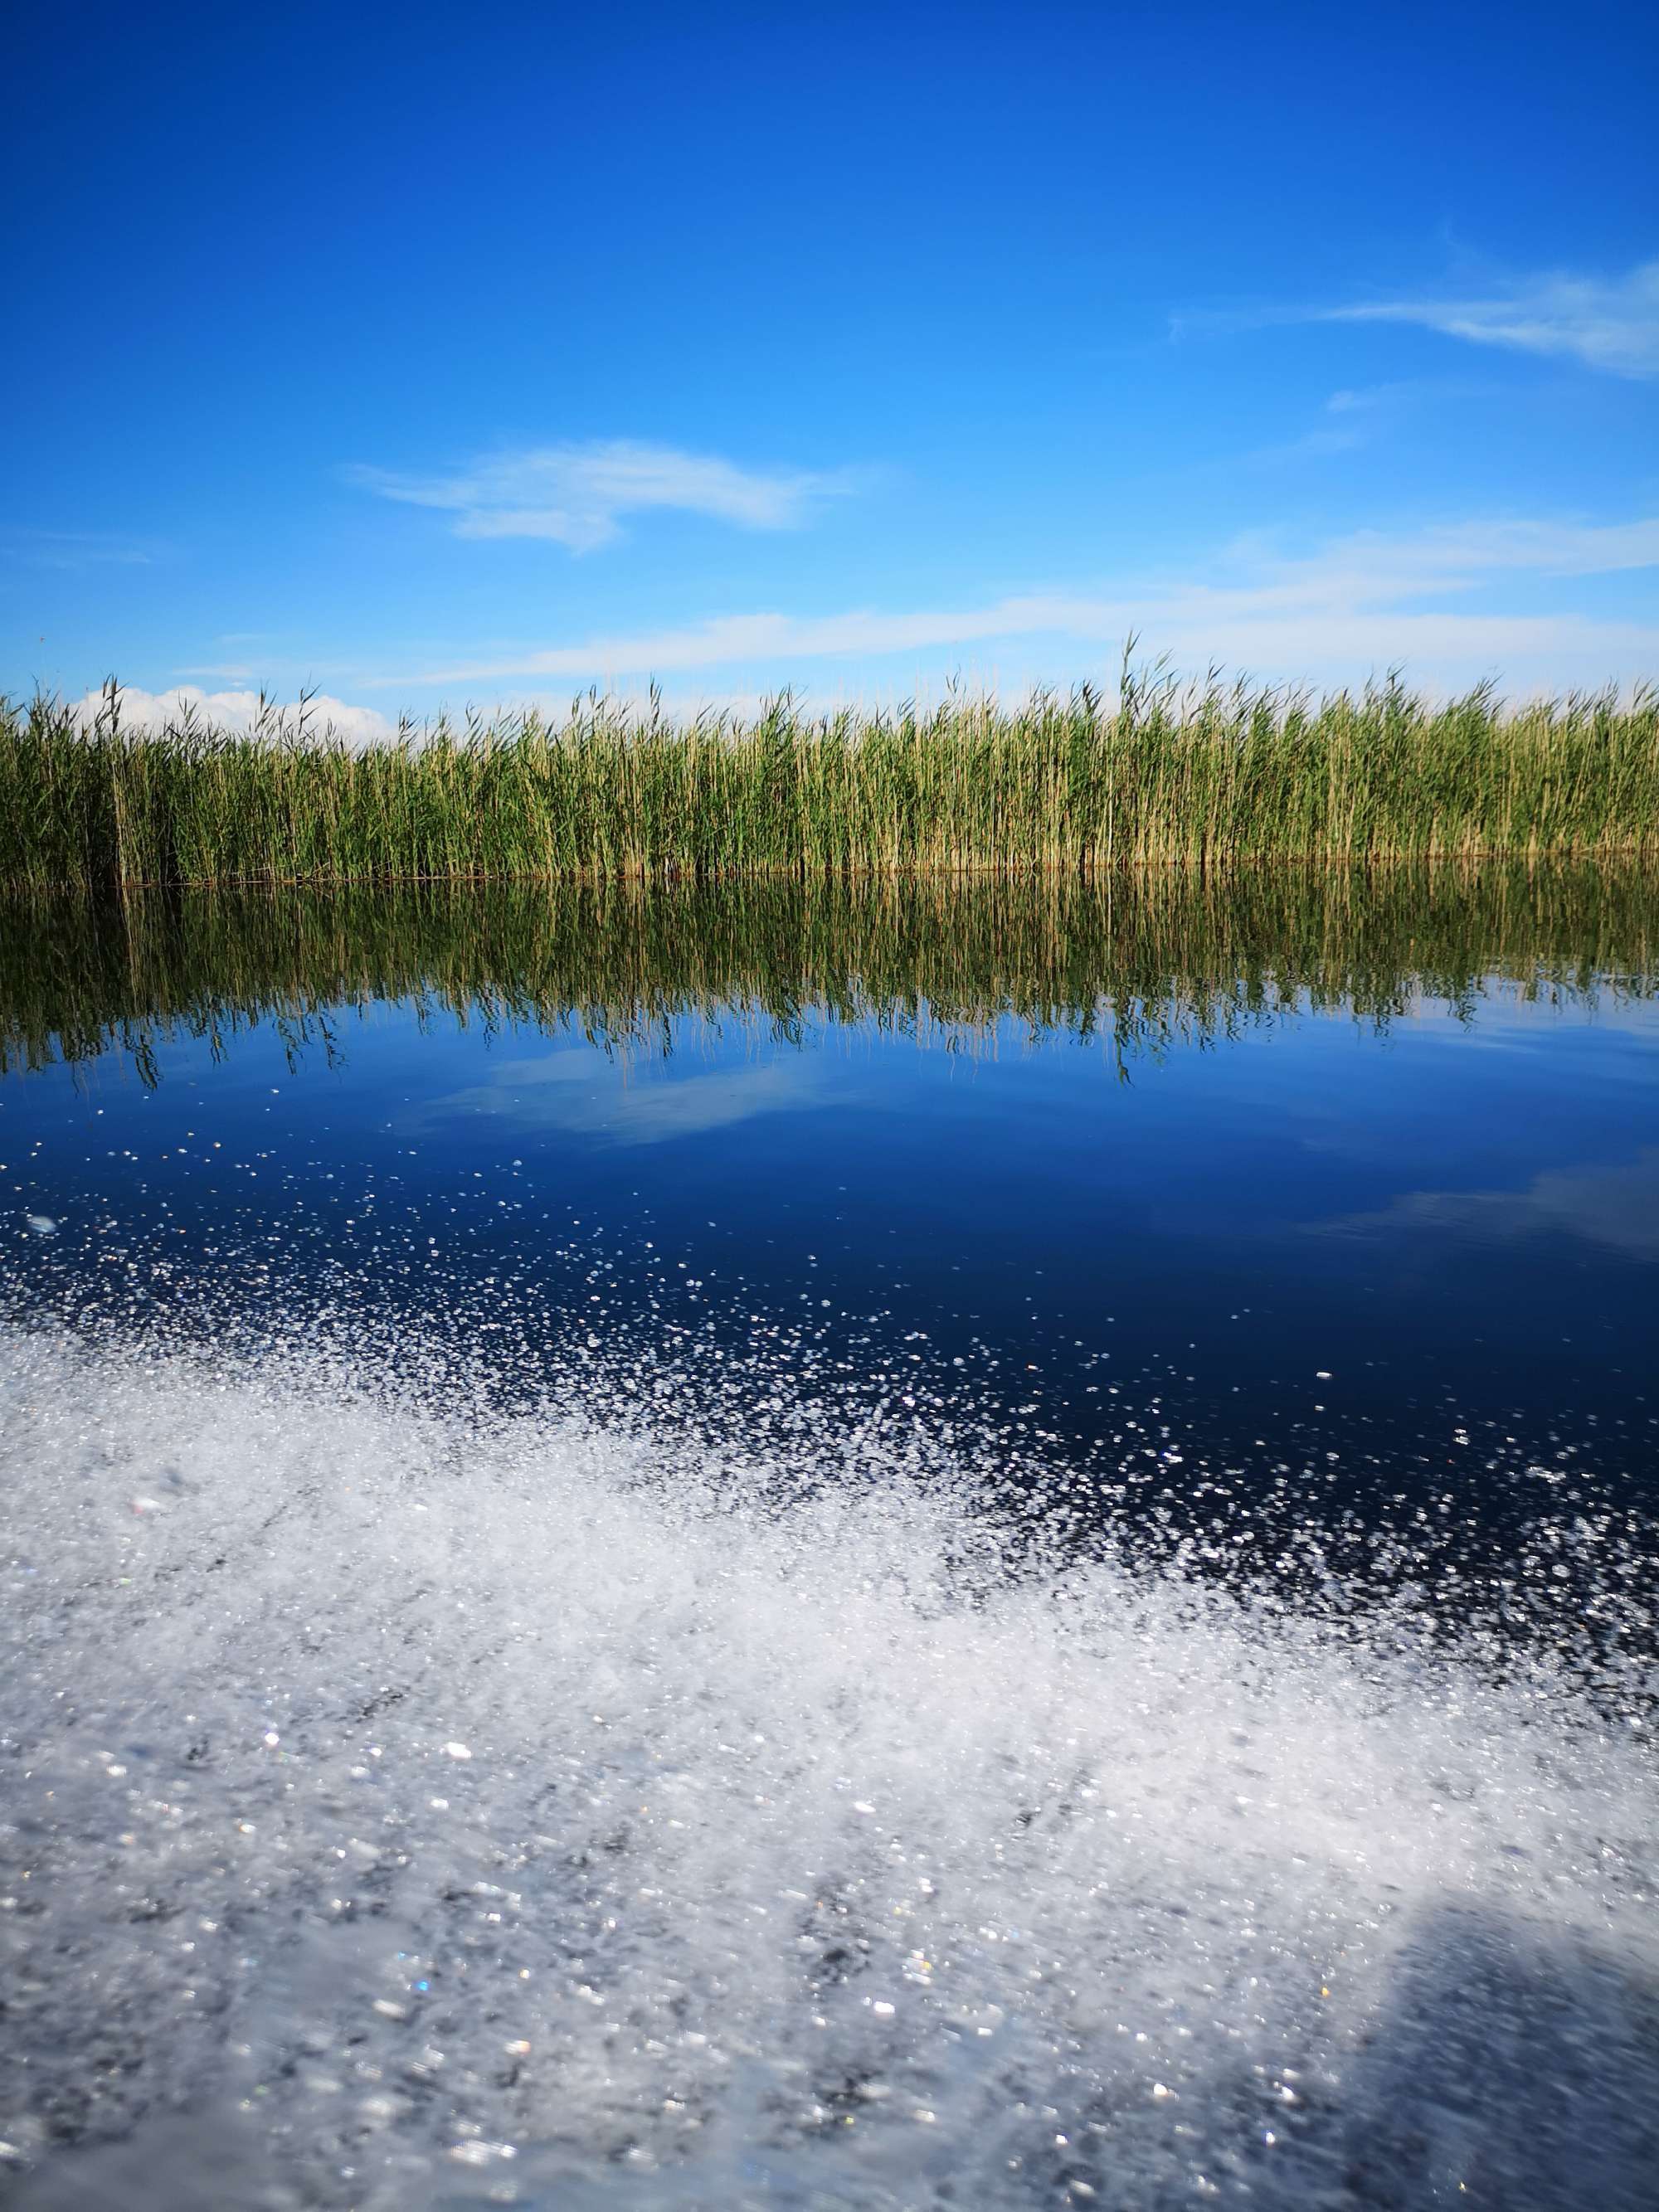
[{"left": 1, "top": 1327, "right": 1655, "bottom": 2210}]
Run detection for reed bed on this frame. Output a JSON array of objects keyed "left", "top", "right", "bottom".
[
  {"left": 2, "top": 676, "right": 1656, "bottom": 890},
  {"left": 5, "top": 864, "right": 1653, "bottom": 1082}
]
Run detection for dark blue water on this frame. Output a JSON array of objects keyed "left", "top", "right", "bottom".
[{"left": 7, "top": 953, "right": 1657, "bottom": 1490}]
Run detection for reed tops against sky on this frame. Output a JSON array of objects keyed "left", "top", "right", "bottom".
[{"left": 1, "top": 680, "right": 1656, "bottom": 890}]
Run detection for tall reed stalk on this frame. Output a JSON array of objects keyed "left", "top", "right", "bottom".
[{"left": 2, "top": 676, "right": 1655, "bottom": 889}]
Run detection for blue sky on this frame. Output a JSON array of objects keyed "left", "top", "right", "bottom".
[{"left": 5, "top": 0, "right": 1656, "bottom": 730}]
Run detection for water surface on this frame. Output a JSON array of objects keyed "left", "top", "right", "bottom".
[{"left": 2, "top": 871, "right": 1656, "bottom": 2208}]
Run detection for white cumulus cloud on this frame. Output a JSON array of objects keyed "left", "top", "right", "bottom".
[{"left": 70, "top": 686, "right": 395, "bottom": 746}]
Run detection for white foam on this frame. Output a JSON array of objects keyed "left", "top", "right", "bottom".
[{"left": 2, "top": 1326, "right": 1654, "bottom": 2209}]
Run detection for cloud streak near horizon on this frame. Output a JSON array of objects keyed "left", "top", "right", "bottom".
[
  {"left": 346, "top": 440, "right": 864, "bottom": 551},
  {"left": 362, "top": 513, "right": 1659, "bottom": 693}
]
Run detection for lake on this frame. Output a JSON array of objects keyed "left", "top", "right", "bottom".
[{"left": 2, "top": 868, "right": 1656, "bottom": 2209}]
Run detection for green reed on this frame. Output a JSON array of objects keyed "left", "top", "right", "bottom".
[
  {"left": 3, "top": 864, "right": 1653, "bottom": 1085},
  {"left": 1, "top": 674, "right": 1656, "bottom": 890}
]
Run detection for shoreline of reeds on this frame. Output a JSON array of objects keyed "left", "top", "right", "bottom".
[{"left": 2, "top": 675, "right": 1656, "bottom": 889}]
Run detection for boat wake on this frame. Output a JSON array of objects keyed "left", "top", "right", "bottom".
[{"left": 2, "top": 1325, "right": 1655, "bottom": 2209}]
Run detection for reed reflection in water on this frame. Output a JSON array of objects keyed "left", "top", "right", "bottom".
[{"left": 2, "top": 863, "right": 1655, "bottom": 1087}]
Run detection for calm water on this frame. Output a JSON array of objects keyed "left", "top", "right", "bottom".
[{"left": 2, "top": 873, "right": 1657, "bottom": 2209}]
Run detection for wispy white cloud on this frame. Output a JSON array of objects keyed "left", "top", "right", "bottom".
[
  {"left": 69, "top": 685, "right": 394, "bottom": 746},
  {"left": 1243, "top": 419, "right": 1367, "bottom": 469},
  {"left": 2, "top": 528, "right": 166, "bottom": 570},
  {"left": 1241, "top": 378, "right": 1492, "bottom": 469},
  {"left": 346, "top": 439, "right": 865, "bottom": 551},
  {"left": 1325, "top": 385, "right": 1404, "bottom": 415},
  {"left": 1243, "top": 378, "right": 1485, "bottom": 469},
  {"left": 1320, "top": 260, "right": 1659, "bottom": 379},
  {"left": 1272, "top": 513, "right": 1659, "bottom": 586},
  {"left": 364, "top": 513, "right": 1659, "bottom": 694}
]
